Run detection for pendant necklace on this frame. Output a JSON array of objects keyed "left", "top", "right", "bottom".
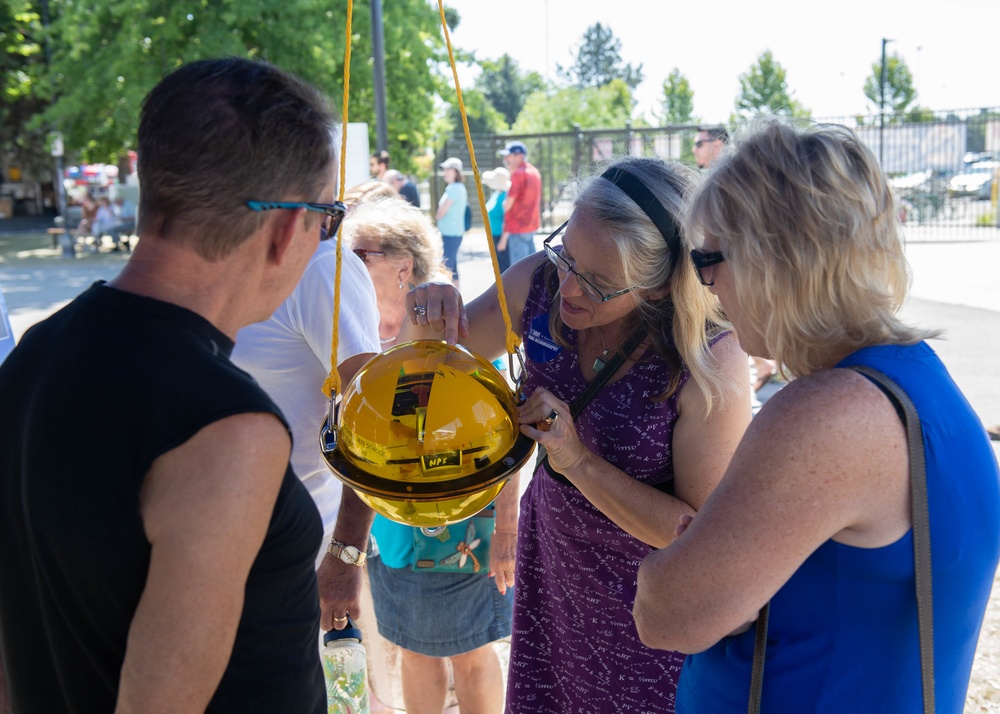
[{"left": 592, "top": 329, "right": 618, "bottom": 373}]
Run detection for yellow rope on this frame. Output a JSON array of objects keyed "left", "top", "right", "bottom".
[
  {"left": 435, "top": 0, "right": 521, "bottom": 357},
  {"left": 323, "top": 0, "right": 522, "bottom": 402},
  {"left": 321, "top": 0, "right": 354, "bottom": 400}
]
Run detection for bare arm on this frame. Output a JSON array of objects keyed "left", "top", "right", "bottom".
[
  {"left": 315, "top": 351, "right": 378, "bottom": 628},
  {"left": 489, "top": 466, "right": 521, "bottom": 595},
  {"left": 518, "top": 334, "right": 751, "bottom": 548},
  {"left": 318, "top": 488, "right": 376, "bottom": 632},
  {"left": 116, "top": 413, "right": 292, "bottom": 714},
  {"left": 633, "top": 369, "right": 910, "bottom": 654},
  {"left": 399, "top": 252, "right": 547, "bottom": 349},
  {"left": 435, "top": 196, "right": 453, "bottom": 222}
]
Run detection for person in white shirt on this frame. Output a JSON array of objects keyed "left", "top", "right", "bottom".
[{"left": 231, "top": 225, "right": 381, "bottom": 593}]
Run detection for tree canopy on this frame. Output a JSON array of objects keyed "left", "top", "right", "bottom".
[
  {"left": 557, "top": 22, "right": 643, "bottom": 91},
  {"left": 474, "top": 53, "right": 544, "bottom": 128},
  {"left": 732, "top": 50, "right": 811, "bottom": 123},
  {"left": 658, "top": 68, "right": 695, "bottom": 125},
  {"left": 864, "top": 51, "right": 917, "bottom": 117},
  {"left": 4, "top": 0, "right": 450, "bottom": 174}
]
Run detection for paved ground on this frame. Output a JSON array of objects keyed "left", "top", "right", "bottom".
[{"left": 2, "top": 227, "right": 999, "bottom": 710}]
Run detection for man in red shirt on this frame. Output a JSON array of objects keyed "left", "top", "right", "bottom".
[{"left": 497, "top": 141, "right": 542, "bottom": 265}]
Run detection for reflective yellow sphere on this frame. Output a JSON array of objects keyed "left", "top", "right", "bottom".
[{"left": 323, "top": 340, "right": 535, "bottom": 527}]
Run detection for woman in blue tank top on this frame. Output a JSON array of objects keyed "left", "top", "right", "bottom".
[{"left": 633, "top": 119, "right": 1000, "bottom": 713}]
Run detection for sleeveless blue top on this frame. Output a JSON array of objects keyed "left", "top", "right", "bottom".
[{"left": 678, "top": 342, "right": 1000, "bottom": 714}]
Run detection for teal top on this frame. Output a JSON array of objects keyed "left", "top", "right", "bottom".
[{"left": 436, "top": 182, "right": 467, "bottom": 237}]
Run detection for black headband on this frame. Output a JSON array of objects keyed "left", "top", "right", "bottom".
[{"left": 600, "top": 167, "right": 682, "bottom": 270}]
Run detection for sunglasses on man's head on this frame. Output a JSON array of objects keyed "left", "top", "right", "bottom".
[
  {"left": 694, "top": 139, "right": 719, "bottom": 149},
  {"left": 245, "top": 200, "right": 347, "bottom": 236}
]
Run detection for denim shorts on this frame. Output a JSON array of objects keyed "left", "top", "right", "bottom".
[{"left": 367, "top": 554, "right": 513, "bottom": 657}]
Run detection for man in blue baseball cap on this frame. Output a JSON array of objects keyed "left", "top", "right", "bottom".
[{"left": 497, "top": 141, "right": 542, "bottom": 265}]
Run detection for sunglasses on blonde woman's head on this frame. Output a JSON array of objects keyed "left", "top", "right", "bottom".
[
  {"left": 352, "top": 248, "right": 385, "bottom": 263},
  {"left": 690, "top": 248, "right": 726, "bottom": 286}
]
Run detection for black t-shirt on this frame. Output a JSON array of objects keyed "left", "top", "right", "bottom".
[{"left": 0, "top": 283, "right": 325, "bottom": 713}]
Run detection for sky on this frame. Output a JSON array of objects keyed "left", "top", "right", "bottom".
[{"left": 443, "top": 0, "right": 1000, "bottom": 123}]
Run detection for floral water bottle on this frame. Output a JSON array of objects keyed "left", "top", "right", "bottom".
[{"left": 322, "top": 617, "right": 370, "bottom": 714}]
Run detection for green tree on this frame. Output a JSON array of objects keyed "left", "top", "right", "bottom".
[
  {"left": 0, "top": 1, "right": 51, "bottom": 182},
  {"left": 473, "top": 53, "right": 543, "bottom": 128},
  {"left": 445, "top": 86, "right": 507, "bottom": 135},
  {"left": 863, "top": 52, "right": 916, "bottom": 118},
  {"left": 25, "top": 0, "right": 447, "bottom": 175},
  {"left": 513, "top": 79, "right": 634, "bottom": 133},
  {"left": 732, "top": 50, "right": 810, "bottom": 123},
  {"left": 657, "top": 68, "right": 695, "bottom": 125},
  {"left": 557, "top": 22, "right": 643, "bottom": 90}
]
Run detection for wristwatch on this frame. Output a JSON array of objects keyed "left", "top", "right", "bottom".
[{"left": 328, "top": 539, "right": 367, "bottom": 567}]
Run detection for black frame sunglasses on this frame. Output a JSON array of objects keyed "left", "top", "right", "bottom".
[{"left": 690, "top": 248, "right": 726, "bottom": 286}]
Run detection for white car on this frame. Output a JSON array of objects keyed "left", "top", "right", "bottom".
[{"left": 948, "top": 161, "right": 998, "bottom": 199}]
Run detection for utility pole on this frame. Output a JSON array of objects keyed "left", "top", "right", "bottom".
[
  {"left": 371, "top": 0, "right": 389, "bottom": 152},
  {"left": 879, "top": 38, "right": 893, "bottom": 167},
  {"left": 40, "top": 0, "right": 67, "bottom": 225}
]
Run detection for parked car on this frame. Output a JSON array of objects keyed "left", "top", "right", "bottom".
[{"left": 948, "top": 161, "right": 998, "bottom": 200}]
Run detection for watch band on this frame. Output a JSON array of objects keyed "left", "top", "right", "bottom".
[{"left": 328, "top": 539, "right": 367, "bottom": 567}]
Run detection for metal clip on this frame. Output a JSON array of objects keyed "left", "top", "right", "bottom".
[{"left": 320, "top": 392, "right": 340, "bottom": 455}]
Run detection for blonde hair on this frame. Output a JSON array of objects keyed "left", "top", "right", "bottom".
[
  {"left": 686, "top": 118, "right": 938, "bottom": 378},
  {"left": 342, "top": 197, "right": 447, "bottom": 284},
  {"left": 342, "top": 179, "right": 398, "bottom": 209},
  {"left": 551, "top": 155, "right": 731, "bottom": 407}
]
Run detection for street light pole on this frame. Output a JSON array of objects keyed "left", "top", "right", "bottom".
[
  {"left": 879, "top": 38, "right": 893, "bottom": 167},
  {"left": 40, "top": 0, "right": 67, "bottom": 225},
  {"left": 371, "top": 0, "right": 389, "bottom": 152}
]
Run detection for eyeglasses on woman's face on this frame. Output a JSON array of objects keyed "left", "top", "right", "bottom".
[
  {"left": 352, "top": 248, "right": 385, "bottom": 263},
  {"left": 246, "top": 200, "right": 347, "bottom": 236},
  {"left": 542, "top": 222, "right": 638, "bottom": 303},
  {"left": 690, "top": 248, "right": 726, "bottom": 286}
]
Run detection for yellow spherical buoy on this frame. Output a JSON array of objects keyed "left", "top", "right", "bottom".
[{"left": 321, "top": 340, "right": 535, "bottom": 527}]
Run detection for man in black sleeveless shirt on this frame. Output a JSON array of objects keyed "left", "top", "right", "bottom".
[{"left": 0, "top": 58, "right": 340, "bottom": 713}]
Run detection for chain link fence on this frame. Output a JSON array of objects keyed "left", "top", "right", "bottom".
[{"left": 437, "top": 108, "right": 1000, "bottom": 242}]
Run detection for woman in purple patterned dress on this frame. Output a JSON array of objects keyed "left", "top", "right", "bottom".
[{"left": 401, "top": 156, "right": 751, "bottom": 712}]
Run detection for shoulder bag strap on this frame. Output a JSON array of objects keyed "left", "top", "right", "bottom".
[
  {"left": 850, "top": 365, "right": 933, "bottom": 714},
  {"left": 750, "top": 365, "right": 933, "bottom": 714}
]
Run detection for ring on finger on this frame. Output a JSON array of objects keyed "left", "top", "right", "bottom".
[
  {"left": 543, "top": 409, "right": 559, "bottom": 425},
  {"left": 333, "top": 614, "right": 348, "bottom": 623},
  {"left": 413, "top": 305, "right": 428, "bottom": 317}
]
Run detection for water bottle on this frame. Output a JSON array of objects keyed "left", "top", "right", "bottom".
[{"left": 322, "top": 617, "right": 370, "bottom": 714}]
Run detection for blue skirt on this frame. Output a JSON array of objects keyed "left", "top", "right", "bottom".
[{"left": 367, "top": 555, "right": 513, "bottom": 657}]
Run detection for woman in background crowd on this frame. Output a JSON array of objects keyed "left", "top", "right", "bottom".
[{"left": 435, "top": 157, "right": 468, "bottom": 289}]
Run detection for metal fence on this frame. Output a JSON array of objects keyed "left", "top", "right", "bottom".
[{"left": 436, "top": 107, "right": 1000, "bottom": 242}]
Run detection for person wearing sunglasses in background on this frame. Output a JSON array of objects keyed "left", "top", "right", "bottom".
[
  {"left": 634, "top": 119, "right": 1000, "bottom": 714},
  {"left": 397, "top": 155, "right": 751, "bottom": 712},
  {"left": 341, "top": 195, "right": 517, "bottom": 714},
  {"left": 0, "top": 57, "right": 340, "bottom": 713}
]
